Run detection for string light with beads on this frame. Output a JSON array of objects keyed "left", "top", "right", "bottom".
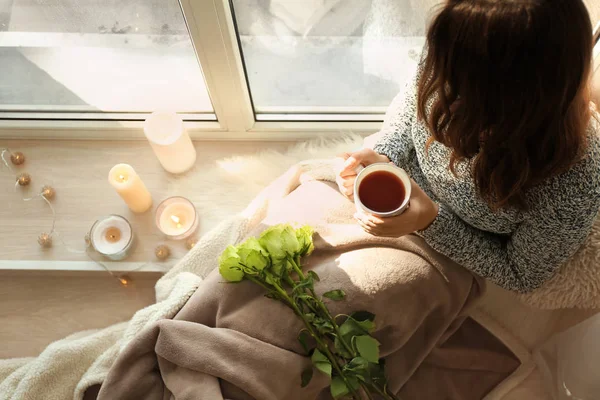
[
  {"left": 185, "top": 237, "right": 197, "bottom": 250},
  {"left": 41, "top": 185, "right": 56, "bottom": 200},
  {"left": 155, "top": 244, "right": 171, "bottom": 260},
  {"left": 16, "top": 173, "right": 31, "bottom": 186},
  {"left": 118, "top": 276, "right": 131, "bottom": 287},
  {"left": 1, "top": 149, "right": 57, "bottom": 248},
  {"left": 10, "top": 152, "right": 25, "bottom": 166},
  {"left": 38, "top": 233, "right": 53, "bottom": 248},
  {"left": 1, "top": 148, "right": 179, "bottom": 287}
]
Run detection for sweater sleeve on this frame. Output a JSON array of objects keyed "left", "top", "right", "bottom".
[
  {"left": 372, "top": 68, "right": 420, "bottom": 171},
  {"left": 418, "top": 171, "right": 600, "bottom": 293}
]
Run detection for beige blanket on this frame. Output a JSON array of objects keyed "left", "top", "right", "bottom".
[{"left": 96, "top": 176, "right": 505, "bottom": 399}]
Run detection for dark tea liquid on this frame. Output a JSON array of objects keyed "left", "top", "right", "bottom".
[{"left": 358, "top": 171, "right": 406, "bottom": 213}]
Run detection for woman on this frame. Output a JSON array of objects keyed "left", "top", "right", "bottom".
[{"left": 338, "top": 0, "right": 600, "bottom": 293}]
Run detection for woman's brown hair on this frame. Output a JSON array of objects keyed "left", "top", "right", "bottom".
[{"left": 418, "top": 0, "right": 594, "bottom": 210}]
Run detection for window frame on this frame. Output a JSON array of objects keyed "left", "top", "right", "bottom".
[{"left": 0, "top": 0, "right": 598, "bottom": 140}]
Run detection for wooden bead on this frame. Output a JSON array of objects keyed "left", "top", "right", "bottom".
[{"left": 16, "top": 173, "right": 31, "bottom": 186}]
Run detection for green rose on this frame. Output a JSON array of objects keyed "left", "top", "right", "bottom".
[
  {"left": 237, "top": 237, "right": 269, "bottom": 275},
  {"left": 259, "top": 224, "right": 300, "bottom": 262},
  {"left": 218, "top": 245, "right": 244, "bottom": 282},
  {"left": 296, "top": 225, "right": 315, "bottom": 257},
  {"left": 281, "top": 225, "right": 302, "bottom": 256}
]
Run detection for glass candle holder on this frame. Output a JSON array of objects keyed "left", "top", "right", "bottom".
[
  {"left": 90, "top": 215, "right": 134, "bottom": 261},
  {"left": 155, "top": 196, "right": 198, "bottom": 240}
]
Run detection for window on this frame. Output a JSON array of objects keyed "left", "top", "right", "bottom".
[
  {"left": 230, "top": 0, "right": 433, "bottom": 121},
  {"left": 0, "top": 0, "right": 598, "bottom": 138},
  {"left": 585, "top": 0, "right": 600, "bottom": 27},
  {"left": 0, "top": 0, "right": 214, "bottom": 120}
]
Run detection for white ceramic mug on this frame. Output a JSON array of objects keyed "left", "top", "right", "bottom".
[{"left": 354, "top": 163, "right": 412, "bottom": 217}]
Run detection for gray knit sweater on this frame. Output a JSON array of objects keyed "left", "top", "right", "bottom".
[{"left": 373, "top": 69, "right": 600, "bottom": 293}]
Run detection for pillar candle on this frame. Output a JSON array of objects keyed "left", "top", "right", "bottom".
[
  {"left": 144, "top": 111, "right": 197, "bottom": 174},
  {"left": 108, "top": 164, "right": 153, "bottom": 213}
]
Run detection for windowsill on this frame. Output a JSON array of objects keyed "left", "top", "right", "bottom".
[{"left": 0, "top": 138, "right": 293, "bottom": 273}]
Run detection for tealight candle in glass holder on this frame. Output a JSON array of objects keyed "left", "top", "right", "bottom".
[
  {"left": 90, "top": 215, "right": 134, "bottom": 261},
  {"left": 155, "top": 196, "right": 198, "bottom": 240}
]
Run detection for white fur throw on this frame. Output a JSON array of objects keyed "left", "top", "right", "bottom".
[{"left": 517, "top": 216, "right": 600, "bottom": 309}]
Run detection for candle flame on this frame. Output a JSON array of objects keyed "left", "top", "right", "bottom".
[
  {"left": 171, "top": 215, "right": 182, "bottom": 229},
  {"left": 118, "top": 174, "right": 128, "bottom": 183},
  {"left": 119, "top": 277, "right": 129, "bottom": 287}
]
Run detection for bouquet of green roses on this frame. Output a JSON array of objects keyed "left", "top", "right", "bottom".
[{"left": 219, "top": 224, "right": 398, "bottom": 400}]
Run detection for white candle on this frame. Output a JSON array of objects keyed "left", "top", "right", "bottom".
[
  {"left": 144, "top": 111, "right": 197, "bottom": 174},
  {"left": 90, "top": 215, "right": 134, "bottom": 261},
  {"left": 108, "top": 164, "right": 153, "bottom": 213},
  {"left": 155, "top": 196, "right": 198, "bottom": 240}
]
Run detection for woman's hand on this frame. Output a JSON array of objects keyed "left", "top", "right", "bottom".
[
  {"left": 355, "top": 179, "right": 439, "bottom": 237},
  {"left": 336, "top": 149, "right": 390, "bottom": 200}
]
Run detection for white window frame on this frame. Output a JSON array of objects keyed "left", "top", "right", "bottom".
[
  {"left": 0, "top": 0, "right": 380, "bottom": 140},
  {"left": 0, "top": 1, "right": 598, "bottom": 141}
]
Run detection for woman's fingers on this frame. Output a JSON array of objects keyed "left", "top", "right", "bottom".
[
  {"left": 354, "top": 212, "right": 380, "bottom": 228},
  {"left": 356, "top": 219, "right": 376, "bottom": 233},
  {"left": 339, "top": 149, "right": 384, "bottom": 176}
]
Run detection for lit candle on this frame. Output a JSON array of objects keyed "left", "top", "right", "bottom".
[
  {"left": 144, "top": 111, "right": 197, "bottom": 174},
  {"left": 90, "top": 215, "right": 134, "bottom": 261},
  {"left": 155, "top": 196, "right": 198, "bottom": 240},
  {"left": 108, "top": 164, "right": 153, "bottom": 213}
]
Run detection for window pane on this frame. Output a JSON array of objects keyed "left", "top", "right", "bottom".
[
  {"left": 231, "top": 0, "right": 437, "bottom": 117},
  {"left": 0, "top": 0, "right": 212, "bottom": 114},
  {"left": 585, "top": 0, "right": 600, "bottom": 27}
]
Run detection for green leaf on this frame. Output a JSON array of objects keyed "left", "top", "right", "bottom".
[
  {"left": 354, "top": 335, "right": 380, "bottom": 364},
  {"left": 297, "top": 330, "right": 311, "bottom": 355},
  {"left": 334, "top": 336, "right": 352, "bottom": 359},
  {"left": 301, "top": 367, "right": 313, "bottom": 388},
  {"left": 307, "top": 270, "right": 320, "bottom": 282},
  {"left": 339, "top": 318, "right": 369, "bottom": 341},
  {"left": 330, "top": 376, "right": 349, "bottom": 399},
  {"left": 350, "top": 311, "right": 376, "bottom": 333},
  {"left": 294, "top": 294, "right": 315, "bottom": 304},
  {"left": 347, "top": 376, "right": 360, "bottom": 391},
  {"left": 311, "top": 349, "right": 332, "bottom": 377},
  {"left": 367, "top": 362, "right": 387, "bottom": 386},
  {"left": 314, "top": 361, "right": 332, "bottom": 377},
  {"left": 355, "top": 319, "right": 376, "bottom": 333},
  {"left": 344, "top": 357, "right": 369, "bottom": 374},
  {"left": 323, "top": 289, "right": 346, "bottom": 301},
  {"left": 313, "top": 318, "right": 334, "bottom": 335},
  {"left": 304, "top": 313, "right": 316, "bottom": 323},
  {"left": 292, "top": 277, "right": 315, "bottom": 294},
  {"left": 312, "top": 349, "right": 328, "bottom": 363}
]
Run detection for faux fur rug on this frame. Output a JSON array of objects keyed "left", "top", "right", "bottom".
[{"left": 179, "top": 135, "right": 363, "bottom": 223}]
